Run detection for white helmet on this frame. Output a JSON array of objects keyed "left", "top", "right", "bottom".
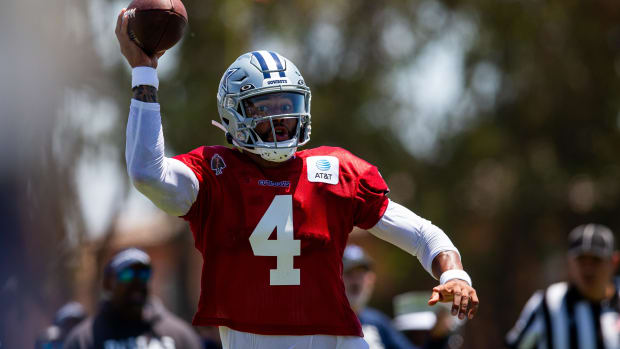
[{"left": 216, "top": 51, "right": 311, "bottom": 162}]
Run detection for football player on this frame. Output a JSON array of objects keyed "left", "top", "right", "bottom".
[{"left": 116, "top": 8, "right": 479, "bottom": 349}]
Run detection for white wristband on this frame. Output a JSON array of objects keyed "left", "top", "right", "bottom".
[
  {"left": 440, "top": 269, "right": 472, "bottom": 287},
  {"left": 132, "top": 66, "right": 159, "bottom": 89}
]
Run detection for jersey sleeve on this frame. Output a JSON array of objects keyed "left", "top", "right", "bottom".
[
  {"left": 173, "top": 146, "right": 209, "bottom": 185},
  {"left": 353, "top": 165, "right": 390, "bottom": 229},
  {"left": 172, "top": 147, "right": 215, "bottom": 245}
]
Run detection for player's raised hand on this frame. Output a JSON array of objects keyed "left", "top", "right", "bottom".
[
  {"left": 115, "top": 9, "right": 164, "bottom": 68},
  {"left": 428, "top": 279, "right": 479, "bottom": 320}
]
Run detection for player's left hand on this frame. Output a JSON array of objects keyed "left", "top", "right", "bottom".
[{"left": 428, "top": 279, "right": 479, "bottom": 320}]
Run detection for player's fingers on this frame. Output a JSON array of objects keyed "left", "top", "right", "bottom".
[
  {"left": 451, "top": 286, "right": 462, "bottom": 316},
  {"left": 468, "top": 290, "right": 480, "bottom": 319},
  {"left": 428, "top": 289, "right": 441, "bottom": 305},
  {"left": 115, "top": 9, "right": 125, "bottom": 37},
  {"left": 458, "top": 290, "right": 469, "bottom": 320},
  {"left": 120, "top": 9, "right": 129, "bottom": 35}
]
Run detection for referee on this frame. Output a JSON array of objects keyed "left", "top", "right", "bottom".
[{"left": 506, "top": 223, "right": 620, "bottom": 349}]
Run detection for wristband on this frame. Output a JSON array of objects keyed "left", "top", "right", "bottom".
[
  {"left": 439, "top": 269, "right": 472, "bottom": 287},
  {"left": 132, "top": 66, "right": 159, "bottom": 89}
]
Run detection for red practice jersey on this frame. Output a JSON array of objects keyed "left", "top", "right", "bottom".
[{"left": 174, "top": 145, "right": 389, "bottom": 336}]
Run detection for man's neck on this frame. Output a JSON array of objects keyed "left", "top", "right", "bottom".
[
  {"left": 104, "top": 300, "right": 144, "bottom": 322},
  {"left": 572, "top": 282, "right": 615, "bottom": 302}
]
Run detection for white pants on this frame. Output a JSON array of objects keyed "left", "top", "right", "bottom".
[{"left": 219, "top": 326, "right": 369, "bottom": 349}]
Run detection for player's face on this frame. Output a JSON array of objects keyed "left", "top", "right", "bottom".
[
  {"left": 109, "top": 264, "right": 151, "bottom": 313},
  {"left": 568, "top": 253, "right": 615, "bottom": 301},
  {"left": 243, "top": 92, "right": 303, "bottom": 142},
  {"left": 343, "top": 266, "right": 376, "bottom": 313}
]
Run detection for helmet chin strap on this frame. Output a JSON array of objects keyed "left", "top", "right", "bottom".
[
  {"left": 211, "top": 120, "right": 295, "bottom": 161},
  {"left": 211, "top": 120, "right": 252, "bottom": 151},
  {"left": 211, "top": 119, "right": 229, "bottom": 134}
]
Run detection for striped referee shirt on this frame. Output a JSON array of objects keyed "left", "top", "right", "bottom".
[{"left": 506, "top": 282, "right": 620, "bottom": 349}]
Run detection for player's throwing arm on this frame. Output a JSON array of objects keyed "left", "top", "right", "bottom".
[{"left": 367, "top": 200, "right": 479, "bottom": 320}]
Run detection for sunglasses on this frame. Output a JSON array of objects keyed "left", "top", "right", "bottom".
[{"left": 116, "top": 268, "right": 152, "bottom": 283}]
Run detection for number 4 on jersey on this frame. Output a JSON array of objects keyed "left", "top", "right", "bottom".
[{"left": 249, "top": 195, "right": 301, "bottom": 285}]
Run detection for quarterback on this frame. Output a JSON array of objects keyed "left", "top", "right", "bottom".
[{"left": 116, "top": 9, "right": 478, "bottom": 349}]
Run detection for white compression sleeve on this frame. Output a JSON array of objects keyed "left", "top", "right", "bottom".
[
  {"left": 126, "top": 99, "right": 199, "bottom": 216},
  {"left": 367, "top": 199, "right": 459, "bottom": 277}
]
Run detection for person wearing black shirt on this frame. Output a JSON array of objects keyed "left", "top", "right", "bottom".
[
  {"left": 343, "top": 245, "right": 418, "bottom": 349},
  {"left": 35, "top": 301, "right": 87, "bottom": 349},
  {"left": 64, "top": 248, "right": 202, "bottom": 349}
]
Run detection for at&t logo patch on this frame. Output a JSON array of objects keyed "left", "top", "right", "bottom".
[
  {"left": 316, "top": 159, "right": 331, "bottom": 171},
  {"left": 307, "top": 156, "right": 339, "bottom": 185}
]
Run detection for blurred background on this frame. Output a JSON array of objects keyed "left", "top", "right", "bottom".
[{"left": 2, "top": 0, "right": 620, "bottom": 347}]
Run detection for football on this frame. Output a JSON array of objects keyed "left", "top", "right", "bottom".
[{"left": 126, "top": 0, "right": 188, "bottom": 56}]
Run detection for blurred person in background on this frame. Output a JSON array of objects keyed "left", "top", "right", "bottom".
[
  {"left": 116, "top": 7, "right": 478, "bottom": 348},
  {"left": 343, "top": 244, "right": 418, "bottom": 349},
  {"left": 506, "top": 223, "right": 620, "bottom": 348},
  {"left": 392, "top": 293, "right": 464, "bottom": 349},
  {"left": 64, "top": 248, "right": 202, "bottom": 349},
  {"left": 344, "top": 245, "right": 459, "bottom": 349},
  {"left": 35, "top": 301, "right": 87, "bottom": 348}
]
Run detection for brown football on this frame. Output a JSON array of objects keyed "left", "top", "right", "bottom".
[{"left": 126, "top": 0, "right": 188, "bottom": 56}]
